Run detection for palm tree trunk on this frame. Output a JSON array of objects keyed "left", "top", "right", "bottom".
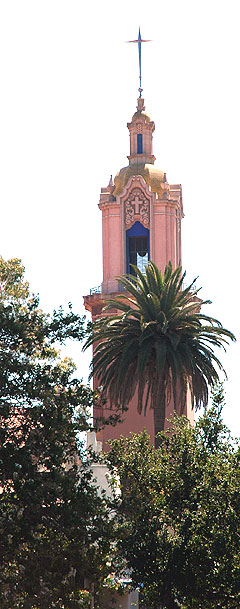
[{"left": 153, "top": 398, "right": 165, "bottom": 449}]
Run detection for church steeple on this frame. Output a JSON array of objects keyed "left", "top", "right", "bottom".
[
  {"left": 83, "top": 36, "right": 192, "bottom": 448},
  {"left": 84, "top": 91, "right": 183, "bottom": 297}
]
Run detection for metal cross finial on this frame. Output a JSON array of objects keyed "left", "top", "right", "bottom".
[{"left": 127, "top": 27, "right": 151, "bottom": 97}]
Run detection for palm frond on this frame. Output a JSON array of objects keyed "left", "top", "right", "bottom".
[{"left": 83, "top": 261, "right": 235, "bottom": 445}]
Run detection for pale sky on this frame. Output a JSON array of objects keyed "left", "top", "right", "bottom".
[{"left": 0, "top": 0, "right": 239, "bottom": 435}]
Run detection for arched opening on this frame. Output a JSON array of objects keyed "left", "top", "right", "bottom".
[{"left": 126, "top": 221, "right": 149, "bottom": 276}]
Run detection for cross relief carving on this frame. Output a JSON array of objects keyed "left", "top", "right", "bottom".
[{"left": 125, "top": 188, "right": 150, "bottom": 228}]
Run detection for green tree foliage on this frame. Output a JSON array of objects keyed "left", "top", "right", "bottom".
[
  {"left": 107, "top": 386, "right": 240, "bottom": 609},
  {"left": 0, "top": 258, "right": 112, "bottom": 608},
  {"left": 84, "top": 262, "right": 235, "bottom": 446}
]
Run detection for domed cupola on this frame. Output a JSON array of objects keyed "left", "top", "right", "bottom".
[
  {"left": 114, "top": 97, "right": 165, "bottom": 198},
  {"left": 127, "top": 96, "right": 155, "bottom": 165}
]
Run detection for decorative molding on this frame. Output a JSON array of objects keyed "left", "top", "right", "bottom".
[
  {"left": 153, "top": 210, "right": 178, "bottom": 216},
  {"left": 102, "top": 213, "right": 120, "bottom": 219},
  {"left": 119, "top": 174, "right": 153, "bottom": 202},
  {"left": 125, "top": 187, "right": 150, "bottom": 228}
]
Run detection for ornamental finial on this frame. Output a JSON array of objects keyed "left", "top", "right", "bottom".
[{"left": 127, "top": 27, "right": 151, "bottom": 97}]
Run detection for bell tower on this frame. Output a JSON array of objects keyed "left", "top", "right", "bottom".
[
  {"left": 91, "top": 95, "right": 183, "bottom": 298},
  {"left": 84, "top": 95, "right": 193, "bottom": 448},
  {"left": 84, "top": 33, "right": 193, "bottom": 448}
]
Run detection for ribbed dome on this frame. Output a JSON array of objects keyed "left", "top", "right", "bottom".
[{"left": 113, "top": 163, "right": 165, "bottom": 197}]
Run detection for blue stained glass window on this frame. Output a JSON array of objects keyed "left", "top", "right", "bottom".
[{"left": 137, "top": 133, "right": 143, "bottom": 154}]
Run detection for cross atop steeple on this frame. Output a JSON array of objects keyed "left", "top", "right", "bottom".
[{"left": 127, "top": 27, "right": 151, "bottom": 97}]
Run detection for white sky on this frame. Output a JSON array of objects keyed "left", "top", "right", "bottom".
[{"left": 0, "top": 0, "right": 239, "bottom": 436}]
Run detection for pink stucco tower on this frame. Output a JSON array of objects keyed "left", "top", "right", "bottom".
[{"left": 84, "top": 96, "right": 193, "bottom": 449}]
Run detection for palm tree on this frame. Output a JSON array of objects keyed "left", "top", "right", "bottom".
[{"left": 84, "top": 262, "right": 235, "bottom": 447}]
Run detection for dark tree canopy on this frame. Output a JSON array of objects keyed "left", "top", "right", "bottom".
[
  {"left": 107, "top": 385, "right": 240, "bottom": 609},
  {"left": 0, "top": 258, "right": 112, "bottom": 608}
]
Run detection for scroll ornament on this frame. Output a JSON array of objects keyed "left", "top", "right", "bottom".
[{"left": 125, "top": 188, "right": 150, "bottom": 228}]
